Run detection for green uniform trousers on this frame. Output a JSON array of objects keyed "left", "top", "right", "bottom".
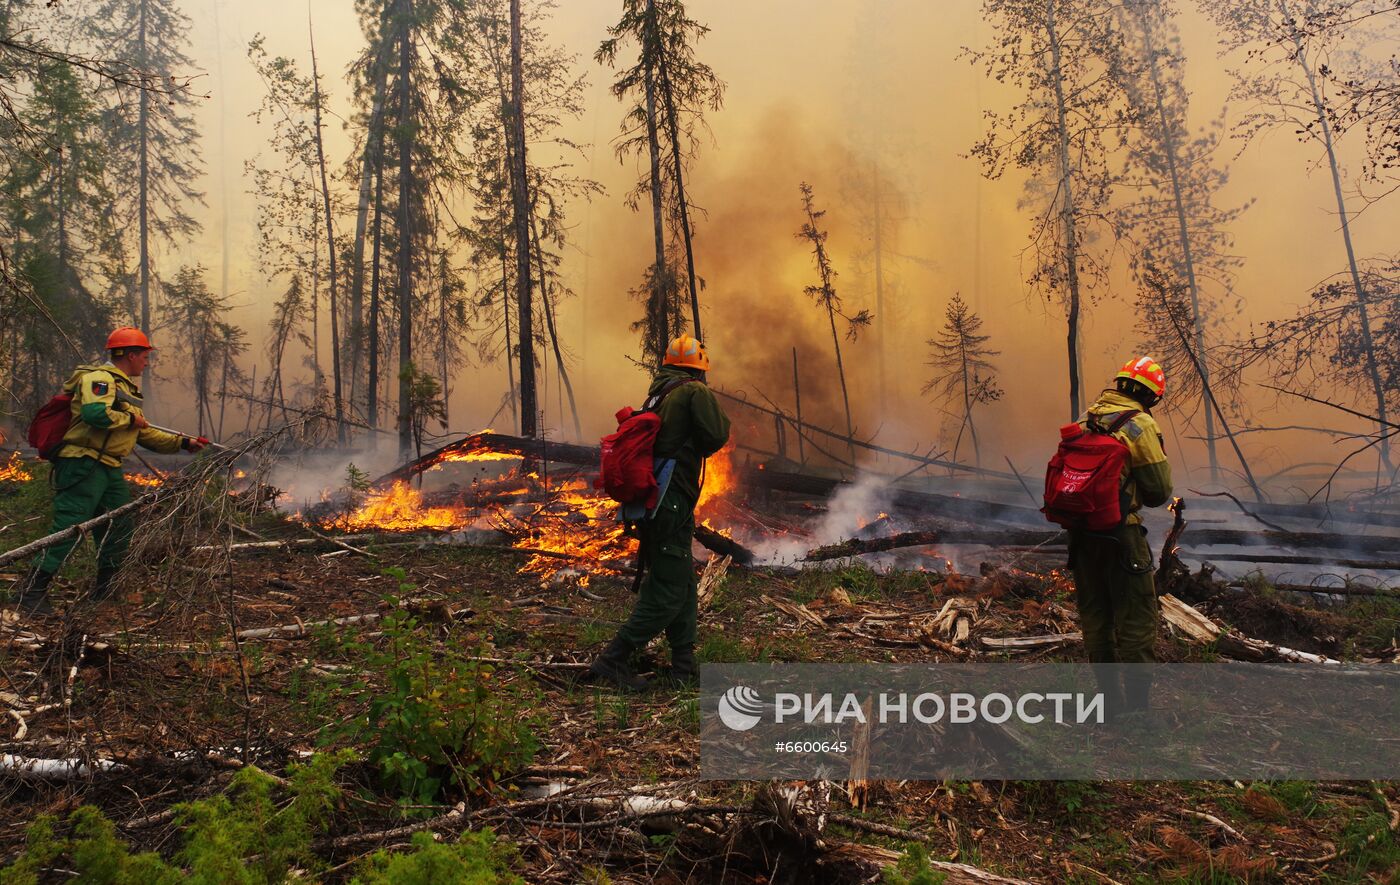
[
  {"left": 618, "top": 491, "right": 698, "bottom": 649},
  {"left": 1070, "top": 524, "right": 1159, "bottom": 664},
  {"left": 38, "top": 457, "right": 133, "bottom": 574}
]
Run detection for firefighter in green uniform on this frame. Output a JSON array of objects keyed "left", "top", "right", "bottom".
[
  {"left": 13, "top": 327, "right": 208, "bottom": 615},
  {"left": 1071, "top": 357, "right": 1173, "bottom": 715},
  {"left": 590, "top": 335, "right": 731, "bottom": 691}
]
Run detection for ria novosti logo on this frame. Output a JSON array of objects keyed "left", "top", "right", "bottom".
[{"left": 717, "top": 685, "right": 764, "bottom": 731}]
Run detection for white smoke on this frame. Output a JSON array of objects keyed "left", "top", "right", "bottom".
[{"left": 751, "top": 472, "right": 896, "bottom": 565}]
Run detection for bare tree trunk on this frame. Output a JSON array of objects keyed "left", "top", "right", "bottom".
[
  {"left": 530, "top": 205, "right": 582, "bottom": 439},
  {"left": 310, "top": 21, "right": 345, "bottom": 445},
  {"left": 396, "top": 0, "right": 414, "bottom": 458},
  {"left": 1046, "top": 0, "right": 1083, "bottom": 421},
  {"left": 654, "top": 34, "right": 701, "bottom": 342},
  {"left": 55, "top": 149, "right": 66, "bottom": 280},
  {"left": 138, "top": 0, "right": 150, "bottom": 339},
  {"left": 824, "top": 301, "right": 856, "bottom": 462},
  {"left": 508, "top": 0, "right": 537, "bottom": 438},
  {"left": 367, "top": 116, "right": 386, "bottom": 431},
  {"left": 310, "top": 204, "right": 321, "bottom": 387},
  {"left": 1285, "top": 2, "right": 1392, "bottom": 471},
  {"left": 501, "top": 240, "right": 517, "bottom": 430},
  {"left": 348, "top": 5, "right": 393, "bottom": 412},
  {"left": 793, "top": 347, "right": 806, "bottom": 464},
  {"left": 871, "top": 159, "right": 887, "bottom": 416},
  {"left": 1134, "top": 4, "right": 1219, "bottom": 482},
  {"left": 642, "top": 0, "right": 669, "bottom": 359}
]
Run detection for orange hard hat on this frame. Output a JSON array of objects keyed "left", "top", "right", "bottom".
[
  {"left": 663, "top": 334, "right": 709, "bottom": 371},
  {"left": 106, "top": 327, "right": 153, "bottom": 351},
  {"left": 1116, "top": 356, "right": 1166, "bottom": 398}
]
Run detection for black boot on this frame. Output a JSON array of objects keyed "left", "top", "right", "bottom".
[
  {"left": 1123, "top": 669, "right": 1153, "bottom": 715},
  {"left": 589, "top": 637, "right": 649, "bottom": 692},
  {"left": 1091, "top": 664, "right": 1125, "bottom": 723},
  {"left": 13, "top": 567, "right": 55, "bottom": 617},
  {"left": 665, "top": 644, "right": 698, "bottom": 687},
  {"left": 90, "top": 566, "right": 119, "bottom": 602}
]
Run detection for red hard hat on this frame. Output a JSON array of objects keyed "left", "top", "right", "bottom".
[{"left": 106, "top": 327, "right": 153, "bottom": 351}]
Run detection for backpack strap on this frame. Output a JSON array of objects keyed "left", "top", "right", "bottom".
[
  {"left": 641, "top": 377, "right": 698, "bottom": 413},
  {"left": 1088, "top": 410, "right": 1140, "bottom": 435}
]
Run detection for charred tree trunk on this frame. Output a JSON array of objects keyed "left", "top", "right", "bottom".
[
  {"left": 654, "top": 32, "right": 701, "bottom": 342},
  {"left": 367, "top": 131, "right": 385, "bottom": 431},
  {"left": 310, "top": 22, "right": 346, "bottom": 445},
  {"left": 138, "top": 0, "right": 151, "bottom": 342},
  {"left": 642, "top": 0, "right": 669, "bottom": 359},
  {"left": 348, "top": 5, "right": 393, "bottom": 411},
  {"left": 395, "top": 0, "right": 414, "bottom": 458},
  {"left": 508, "top": 0, "right": 537, "bottom": 438}
]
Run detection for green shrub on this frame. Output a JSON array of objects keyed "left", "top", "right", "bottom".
[
  {"left": 882, "top": 843, "right": 949, "bottom": 885},
  {"left": 0, "top": 752, "right": 352, "bottom": 884},
  {"left": 330, "top": 577, "right": 544, "bottom": 803},
  {"left": 350, "top": 830, "right": 524, "bottom": 884}
]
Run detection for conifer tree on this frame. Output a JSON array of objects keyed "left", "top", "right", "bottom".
[
  {"left": 84, "top": 0, "right": 204, "bottom": 340},
  {"left": 924, "top": 295, "right": 1002, "bottom": 466},
  {"left": 597, "top": 0, "right": 724, "bottom": 359}
]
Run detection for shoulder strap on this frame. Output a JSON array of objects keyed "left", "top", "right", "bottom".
[
  {"left": 1086, "top": 410, "right": 1139, "bottom": 435},
  {"left": 642, "top": 377, "right": 698, "bottom": 412}
]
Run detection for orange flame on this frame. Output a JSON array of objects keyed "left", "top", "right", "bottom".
[
  {"left": 337, "top": 481, "right": 467, "bottom": 532},
  {"left": 697, "top": 443, "right": 738, "bottom": 515},
  {"left": 127, "top": 472, "right": 163, "bottom": 487},
  {"left": 0, "top": 452, "right": 32, "bottom": 482}
]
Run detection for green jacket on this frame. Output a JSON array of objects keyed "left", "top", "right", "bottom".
[
  {"left": 648, "top": 367, "right": 731, "bottom": 507},
  {"left": 1080, "top": 389, "right": 1173, "bottom": 526},
  {"left": 56, "top": 363, "right": 184, "bottom": 467}
]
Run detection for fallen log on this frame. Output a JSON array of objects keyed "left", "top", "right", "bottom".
[
  {"left": 695, "top": 523, "right": 755, "bottom": 564},
  {"left": 0, "top": 492, "right": 161, "bottom": 568},
  {"left": 979, "top": 633, "right": 1081, "bottom": 651},
  {"left": 751, "top": 467, "right": 1045, "bottom": 526},
  {"left": 803, "top": 529, "right": 1062, "bottom": 562},
  {"left": 1159, "top": 594, "right": 1339, "bottom": 664}
]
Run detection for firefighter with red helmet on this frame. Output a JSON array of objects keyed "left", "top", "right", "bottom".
[
  {"left": 1071, "top": 357, "right": 1173, "bottom": 716},
  {"left": 589, "top": 335, "right": 731, "bottom": 690},
  {"left": 12, "top": 328, "right": 208, "bottom": 615}
]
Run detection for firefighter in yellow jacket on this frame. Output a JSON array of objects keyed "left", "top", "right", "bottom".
[
  {"left": 1072, "top": 357, "right": 1173, "bottom": 715},
  {"left": 14, "top": 328, "right": 207, "bottom": 615}
]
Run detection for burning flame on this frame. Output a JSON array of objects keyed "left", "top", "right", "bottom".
[
  {"left": 437, "top": 449, "right": 521, "bottom": 465},
  {"left": 698, "top": 444, "right": 737, "bottom": 514},
  {"left": 336, "top": 481, "right": 467, "bottom": 532},
  {"left": 0, "top": 452, "right": 32, "bottom": 482},
  {"left": 127, "top": 472, "right": 164, "bottom": 488}
]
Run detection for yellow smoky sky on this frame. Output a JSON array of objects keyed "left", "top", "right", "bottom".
[{"left": 66, "top": 0, "right": 1400, "bottom": 484}]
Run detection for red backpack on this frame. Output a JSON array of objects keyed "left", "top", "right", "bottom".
[
  {"left": 1042, "top": 410, "right": 1140, "bottom": 531},
  {"left": 595, "top": 379, "right": 695, "bottom": 508},
  {"left": 27, "top": 394, "right": 74, "bottom": 461}
]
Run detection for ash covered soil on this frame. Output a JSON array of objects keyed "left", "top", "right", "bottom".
[{"left": 2, "top": 472, "right": 1400, "bottom": 883}]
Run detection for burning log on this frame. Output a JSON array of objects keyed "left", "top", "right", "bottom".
[
  {"left": 695, "top": 523, "right": 754, "bottom": 564},
  {"left": 373, "top": 431, "right": 600, "bottom": 486}
]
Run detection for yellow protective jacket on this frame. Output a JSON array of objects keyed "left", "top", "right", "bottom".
[
  {"left": 1079, "top": 389, "right": 1173, "bottom": 526},
  {"left": 55, "top": 364, "right": 183, "bottom": 467}
]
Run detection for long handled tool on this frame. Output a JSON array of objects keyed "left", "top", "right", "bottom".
[{"left": 142, "top": 421, "right": 232, "bottom": 453}]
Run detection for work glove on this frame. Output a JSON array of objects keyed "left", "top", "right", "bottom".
[
  {"left": 182, "top": 436, "right": 209, "bottom": 453},
  {"left": 130, "top": 414, "right": 149, "bottom": 429}
]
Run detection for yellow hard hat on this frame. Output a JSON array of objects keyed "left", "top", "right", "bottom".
[{"left": 663, "top": 335, "right": 710, "bottom": 371}]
